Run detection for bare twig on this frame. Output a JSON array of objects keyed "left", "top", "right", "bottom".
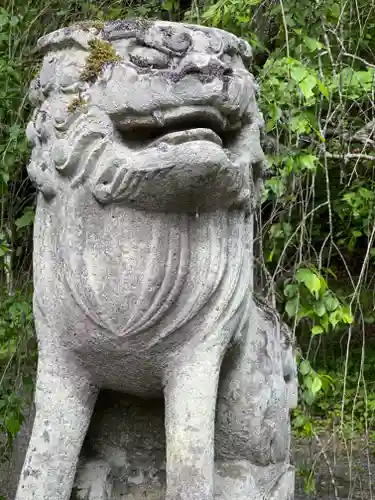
[
  {"left": 341, "top": 51, "right": 375, "bottom": 70},
  {"left": 313, "top": 432, "right": 340, "bottom": 500},
  {"left": 325, "top": 151, "right": 375, "bottom": 162}
]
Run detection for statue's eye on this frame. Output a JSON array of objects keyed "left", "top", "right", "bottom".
[
  {"left": 221, "top": 53, "right": 232, "bottom": 65},
  {"left": 221, "top": 52, "right": 245, "bottom": 70},
  {"left": 129, "top": 47, "right": 169, "bottom": 69}
]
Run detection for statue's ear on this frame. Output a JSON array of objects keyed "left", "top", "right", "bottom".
[
  {"left": 37, "top": 26, "right": 96, "bottom": 54},
  {"left": 27, "top": 156, "right": 58, "bottom": 201}
]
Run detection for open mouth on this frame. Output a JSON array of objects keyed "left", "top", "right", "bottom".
[
  {"left": 149, "top": 127, "right": 222, "bottom": 148},
  {"left": 111, "top": 106, "right": 241, "bottom": 150}
]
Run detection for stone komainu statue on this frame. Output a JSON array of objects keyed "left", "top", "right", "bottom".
[{"left": 15, "top": 19, "right": 297, "bottom": 500}]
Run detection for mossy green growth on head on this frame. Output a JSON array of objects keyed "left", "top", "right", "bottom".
[
  {"left": 81, "top": 39, "right": 121, "bottom": 83},
  {"left": 67, "top": 96, "right": 88, "bottom": 114}
]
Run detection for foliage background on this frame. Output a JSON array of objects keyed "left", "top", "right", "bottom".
[{"left": 1, "top": 0, "right": 375, "bottom": 493}]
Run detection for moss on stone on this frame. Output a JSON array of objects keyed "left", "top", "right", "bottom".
[
  {"left": 81, "top": 39, "right": 121, "bottom": 83},
  {"left": 92, "top": 20, "right": 105, "bottom": 30},
  {"left": 67, "top": 96, "right": 87, "bottom": 114}
]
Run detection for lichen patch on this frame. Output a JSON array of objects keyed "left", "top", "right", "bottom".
[
  {"left": 81, "top": 39, "right": 121, "bottom": 83},
  {"left": 67, "top": 96, "right": 88, "bottom": 114}
]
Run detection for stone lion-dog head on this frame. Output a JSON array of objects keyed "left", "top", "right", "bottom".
[{"left": 26, "top": 19, "right": 265, "bottom": 213}]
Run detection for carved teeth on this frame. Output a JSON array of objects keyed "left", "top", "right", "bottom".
[{"left": 148, "top": 128, "right": 223, "bottom": 148}]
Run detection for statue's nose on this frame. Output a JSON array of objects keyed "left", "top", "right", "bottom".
[{"left": 177, "top": 53, "right": 233, "bottom": 78}]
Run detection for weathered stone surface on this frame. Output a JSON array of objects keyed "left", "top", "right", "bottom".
[
  {"left": 69, "top": 303, "right": 297, "bottom": 500},
  {"left": 14, "top": 19, "right": 297, "bottom": 500}
]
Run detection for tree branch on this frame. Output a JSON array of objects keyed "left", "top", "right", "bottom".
[{"left": 324, "top": 151, "right": 375, "bottom": 162}]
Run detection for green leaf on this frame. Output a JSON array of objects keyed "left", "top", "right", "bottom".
[
  {"left": 161, "top": 0, "right": 177, "bottom": 10},
  {"left": 311, "top": 325, "right": 324, "bottom": 335},
  {"left": 266, "top": 249, "right": 274, "bottom": 262},
  {"left": 293, "top": 415, "right": 307, "bottom": 428},
  {"left": 5, "top": 414, "right": 21, "bottom": 437},
  {"left": 304, "top": 375, "right": 313, "bottom": 389},
  {"left": 265, "top": 177, "right": 285, "bottom": 197},
  {"left": 297, "top": 305, "right": 310, "bottom": 321},
  {"left": 8, "top": 124, "right": 22, "bottom": 141},
  {"left": 284, "top": 157, "right": 295, "bottom": 174},
  {"left": 202, "top": 2, "right": 221, "bottom": 19},
  {"left": 299, "top": 360, "right": 311, "bottom": 375},
  {"left": 328, "top": 309, "right": 341, "bottom": 328},
  {"left": 1, "top": 170, "right": 9, "bottom": 185},
  {"left": 15, "top": 210, "right": 34, "bottom": 229},
  {"left": 303, "top": 389, "right": 315, "bottom": 406},
  {"left": 311, "top": 376, "right": 322, "bottom": 394},
  {"left": 10, "top": 15, "right": 20, "bottom": 26},
  {"left": 329, "top": 3, "right": 341, "bottom": 18},
  {"left": 299, "top": 75, "right": 317, "bottom": 100},
  {"left": 284, "top": 283, "right": 298, "bottom": 298},
  {"left": 364, "top": 314, "right": 375, "bottom": 324},
  {"left": 342, "top": 306, "right": 354, "bottom": 324},
  {"left": 291, "top": 65, "right": 309, "bottom": 83},
  {"left": 269, "top": 102, "right": 282, "bottom": 122},
  {"left": 290, "top": 115, "right": 311, "bottom": 134},
  {"left": 323, "top": 293, "right": 339, "bottom": 312},
  {"left": 296, "top": 268, "right": 321, "bottom": 298},
  {"left": 320, "top": 313, "right": 329, "bottom": 331},
  {"left": 303, "top": 36, "right": 324, "bottom": 52},
  {"left": 303, "top": 421, "right": 313, "bottom": 437},
  {"left": 285, "top": 297, "right": 299, "bottom": 318},
  {"left": 317, "top": 79, "right": 329, "bottom": 98},
  {"left": 313, "top": 300, "right": 326, "bottom": 317},
  {"left": 298, "top": 154, "right": 317, "bottom": 171},
  {"left": 358, "top": 187, "right": 374, "bottom": 200},
  {"left": 356, "top": 70, "right": 374, "bottom": 85}
]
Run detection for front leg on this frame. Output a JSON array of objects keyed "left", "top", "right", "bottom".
[
  {"left": 15, "top": 348, "right": 98, "bottom": 500},
  {"left": 163, "top": 345, "right": 223, "bottom": 500}
]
